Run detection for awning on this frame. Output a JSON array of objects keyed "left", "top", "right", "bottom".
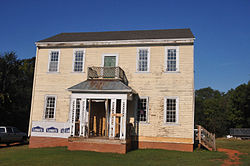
[{"left": 68, "top": 80, "right": 134, "bottom": 93}]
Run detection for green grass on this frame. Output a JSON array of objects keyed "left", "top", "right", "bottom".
[{"left": 0, "top": 139, "right": 249, "bottom": 166}]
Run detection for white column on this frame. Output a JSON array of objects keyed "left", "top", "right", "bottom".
[
  {"left": 70, "top": 99, "right": 76, "bottom": 136},
  {"left": 109, "top": 98, "right": 116, "bottom": 138},
  {"left": 120, "top": 99, "right": 127, "bottom": 140},
  {"left": 79, "top": 98, "right": 87, "bottom": 137},
  {"left": 83, "top": 98, "right": 87, "bottom": 137}
]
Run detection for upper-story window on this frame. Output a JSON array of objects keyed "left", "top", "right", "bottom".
[
  {"left": 48, "top": 50, "right": 60, "bottom": 72},
  {"left": 44, "top": 95, "right": 56, "bottom": 119},
  {"left": 165, "top": 46, "right": 179, "bottom": 72},
  {"left": 137, "top": 97, "right": 149, "bottom": 122},
  {"left": 137, "top": 48, "right": 150, "bottom": 72},
  {"left": 73, "top": 49, "right": 85, "bottom": 72},
  {"left": 164, "top": 97, "right": 179, "bottom": 124}
]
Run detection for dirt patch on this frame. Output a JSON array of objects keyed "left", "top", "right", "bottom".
[{"left": 218, "top": 148, "right": 244, "bottom": 166}]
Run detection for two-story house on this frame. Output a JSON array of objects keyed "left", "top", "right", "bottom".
[{"left": 28, "top": 28, "right": 195, "bottom": 153}]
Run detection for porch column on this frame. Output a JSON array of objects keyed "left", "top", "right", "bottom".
[
  {"left": 109, "top": 98, "right": 116, "bottom": 138},
  {"left": 79, "top": 98, "right": 87, "bottom": 137},
  {"left": 69, "top": 98, "right": 76, "bottom": 136},
  {"left": 120, "top": 99, "right": 127, "bottom": 140}
]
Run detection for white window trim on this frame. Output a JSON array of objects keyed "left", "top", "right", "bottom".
[
  {"left": 137, "top": 96, "right": 149, "bottom": 124},
  {"left": 165, "top": 46, "right": 179, "bottom": 73},
  {"left": 102, "top": 54, "right": 119, "bottom": 67},
  {"left": 43, "top": 95, "right": 57, "bottom": 121},
  {"left": 48, "top": 49, "right": 60, "bottom": 73},
  {"left": 164, "top": 96, "right": 179, "bottom": 125},
  {"left": 72, "top": 49, "right": 85, "bottom": 73},
  {"left": 136, "top": 47, "right": 150, "bottom": 73}
]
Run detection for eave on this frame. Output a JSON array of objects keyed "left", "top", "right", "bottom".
[{"left": 35, "top": 38, "right": 195, "bottom": 48}]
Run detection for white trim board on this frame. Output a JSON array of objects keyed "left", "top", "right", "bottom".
[
  {"left": 71, "top": 93, "right": 127, "bottom": 100},
  {"left": 36, "top": 38, "right": 195, "bottom": 47}
]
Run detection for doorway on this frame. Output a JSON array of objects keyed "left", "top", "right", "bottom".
[{"left": 89, "top": 100, "right": 108, "bottom": 137}]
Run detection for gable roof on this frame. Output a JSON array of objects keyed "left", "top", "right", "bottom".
[
  {"left": 68, "top": 80, "right": 133, "bottom": 93},
  {"left": 38, "top": 28, "right": 194, "bottom": 43}
]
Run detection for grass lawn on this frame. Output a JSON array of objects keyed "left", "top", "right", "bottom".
[{"left": 0, "top": 139, "right": 249, "bottom": 166}]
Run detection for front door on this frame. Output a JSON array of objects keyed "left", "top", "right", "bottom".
[
  {"left": 104, "top": 56, "right": 116, "bottom": 67},
  {"left": 103, "top": 55, "right": 117, "bottom": 78}
]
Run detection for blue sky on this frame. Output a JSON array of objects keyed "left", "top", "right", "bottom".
[{"left": 0, "top": 0, "right": 249, "bottom": 92}]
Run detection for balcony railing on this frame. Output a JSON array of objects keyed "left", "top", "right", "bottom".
[{"left": 87, "top": 66, "right": 128, "bottom": 85}]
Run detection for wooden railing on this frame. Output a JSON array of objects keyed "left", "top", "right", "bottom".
[
  {"left": 196, "top": 125, "right": 216, "bottom": 151},
  {"left": 87, "top": 66, "right": 128, "bottom": 85}
]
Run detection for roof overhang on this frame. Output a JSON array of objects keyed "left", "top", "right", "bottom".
[
  {"left": 69, "top": 89, "right": 133, "bottom": 93},
  {"left": 36, "top": 38, "right": 195, "bottom": 48},
  {"left": 68, "top": 80, "right": 135, "bottom": 94}
]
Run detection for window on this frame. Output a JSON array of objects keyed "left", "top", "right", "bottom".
[
  {"left": 137, "top": 48, "right": 150, "bottom": 72},
  {"left": 73, "top": 50, "right": 85, "bottom": 72},
  {"left": 44, "top": 96, "right": 56, "bottom": 119},
  {"left": 164, "top": 97, "right": 179, "bottom": 124},
  {"left": 137, "top": 97, "right": 149, "bottom": 122},
  {"left": 165, "top": 46, "right": 179, "bottom": 72},
  {"left": 48, "top": 50, "right": 60, "bottom": 72},
  {"left": 0, "top": 128, "right": 5, "bottom": 133},
  {"left": 13, "top": 127, "right": 21, "bottom": 133}
]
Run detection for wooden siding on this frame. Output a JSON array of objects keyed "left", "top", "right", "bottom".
[{"left": 30, "top": 45, "right": 194, "bottom": 141}]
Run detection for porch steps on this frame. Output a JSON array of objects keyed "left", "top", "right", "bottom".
[
  {"left": 67, "top": 137, "right": 131, "bottom": 154},
  {"left": 68, "top": 136, "right": 127, "bottom": 144},
  {"left": 196, "top": 125, "right": 216, "bottom": 151}
]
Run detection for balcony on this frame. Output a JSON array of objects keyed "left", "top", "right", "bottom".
[{"left": 87, "top": 66, "right": 128, "bottom": 85}]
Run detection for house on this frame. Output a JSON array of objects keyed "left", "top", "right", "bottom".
[{"left": 28, "top": 28, "right": 195, "bottom": 153}]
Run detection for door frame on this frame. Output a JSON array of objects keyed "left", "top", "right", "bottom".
[{"left": 102, "top": 54, "right": 119, "bottom": 67}]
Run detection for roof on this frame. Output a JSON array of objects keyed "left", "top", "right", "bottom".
[
  {"left": 68, "top": 80, "right": 133, "bottom": 93},
  {"left": 38, "top": 28, "right": 194, "bottom": 42}
]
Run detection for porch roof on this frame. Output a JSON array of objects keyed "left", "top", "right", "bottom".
[{"left": 68, "top": 80, "right": 133, "bottom": 93}]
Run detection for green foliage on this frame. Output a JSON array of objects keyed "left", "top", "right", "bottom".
[
  {"left": 195, "top": 82, "right": 250, "bottom": 137},
  {"left": 0, "top": 52, "right": 35, "bottom": 132}
]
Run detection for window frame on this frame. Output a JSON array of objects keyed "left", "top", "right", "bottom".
[
  {"left": 48, "top": 49, "right": 60, "bottom": 73},
  {"left": 43, "top": 95, "right": 57, "bottom": 120},
  {"left": 72, "top": 49, "right": 85, "bottom": 73},
  {"left": 165, "top": 46, "right": 179, "bottom": 73},
  {"left": 136, "top": 47, "right": 150, "bottom": 73},
  {"left": 102, "top": 54, "right": 119, "bottom": 67},
  {"left": 137, "top": 96, "right": 149, "bottom": 123},
  {"left": 164, "top": 96, "right": 179, "bottom": 125}
]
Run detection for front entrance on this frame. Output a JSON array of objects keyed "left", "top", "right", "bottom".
[
  {"left": 69, "top": 94, "right": 127, "bottom": 140},
  {"left": 89, "top": 100, "right": 107, "bottom": 137}
]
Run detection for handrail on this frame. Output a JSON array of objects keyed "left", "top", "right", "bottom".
[
  {"left": 196, "top": 125, "right": 216, "bottom": 151},
  {"left": 87, "top": 66, "right": 128, "bottom": 85}
]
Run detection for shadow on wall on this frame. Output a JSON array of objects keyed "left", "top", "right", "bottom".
[{"left": 127, "top": 94, "right": 140, "bottom": 151}]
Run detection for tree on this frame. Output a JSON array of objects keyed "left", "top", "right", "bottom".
[
  {"left": 0, "top": 52, "right": 35, "bottom": 132},
  {"left": 195, "top": 87, "right": 229, "bottom": 137},
  {"left": 227, "top": 81, "right": 250, "bottom": 128},
  {"left": 195, "top": 82, "right": 250, "bottom": 137}
]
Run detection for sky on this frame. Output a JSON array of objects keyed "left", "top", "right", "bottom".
[{"left": 0, "top": 0, "right": 249, "bottom": 92}]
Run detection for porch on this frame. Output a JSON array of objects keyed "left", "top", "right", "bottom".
[{"left": 67, "top": 66, "right": 134, "bottom": 153}]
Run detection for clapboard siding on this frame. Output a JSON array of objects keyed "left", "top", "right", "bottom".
[{"left": 30, "top": 45, "right": 194, "bottom": 140}]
